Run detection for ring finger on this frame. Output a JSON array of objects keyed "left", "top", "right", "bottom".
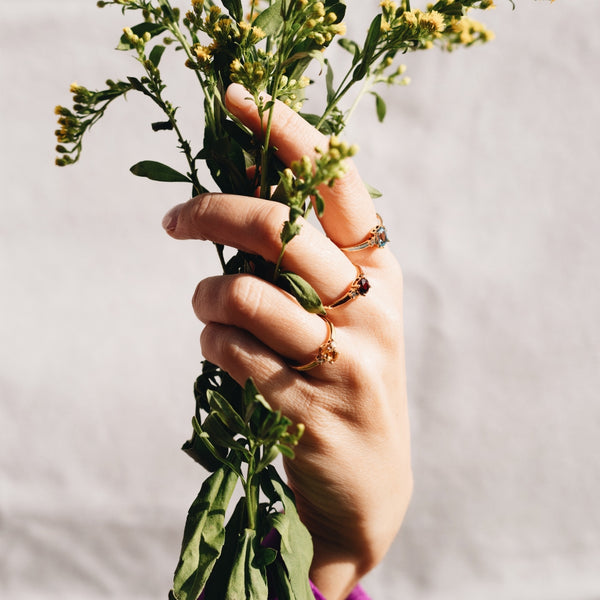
[{"left": 193, "top": 273, "right": 338, "bottom": 370}]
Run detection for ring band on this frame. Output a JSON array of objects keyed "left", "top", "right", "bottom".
[
  {"left": 340, "top": 214, "right": 389, "bottom": 252},
  {"left": 290, "top": 317, "right": 338, "bottom": 371},
  {"left": 324, "top": 265, "right": 370, "bottom": 310}
]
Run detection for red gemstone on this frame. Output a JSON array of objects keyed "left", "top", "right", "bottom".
[{"left": 358, "top": 277, "right": 370, "bottom": 295}]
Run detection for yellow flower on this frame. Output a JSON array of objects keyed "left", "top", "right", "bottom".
[
  {"left": 418, "top": 10, "right": 446, "bottom": 34},
  {"left": 331, "top": 23, "right": 346, "bottom": 36},
  {"left": 401, "top": 11, "right": 418, "bottom": 28},
  {"left": 194, "top": 45, "right": 212, "bottom": 62}
]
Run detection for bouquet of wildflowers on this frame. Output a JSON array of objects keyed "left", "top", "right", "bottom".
[{"left": 54, "top": 1, "right": 537, "bottom": 597}]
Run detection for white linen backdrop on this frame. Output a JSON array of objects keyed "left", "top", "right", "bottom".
[{"left": 2, "top": 1, "right": 599, "bottom": 599}]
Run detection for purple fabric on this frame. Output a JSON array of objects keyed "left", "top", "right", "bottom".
[
  {"left": 310, "top": 580, "right": 371, "bottom": 600},
  {"left": 198, "top": 526, "right": 372, "bottom": 599},
  {"left": 199, "top": 579, "right": 370, "bottom": 599}
]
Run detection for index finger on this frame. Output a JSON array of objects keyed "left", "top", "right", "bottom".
[{"left": 225, "top": 83, "right": 378, "bottom": 250}]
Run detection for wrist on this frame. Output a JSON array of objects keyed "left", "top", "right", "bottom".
[{"left": 309, "top": 538, "right": 366, "bottom": 600}]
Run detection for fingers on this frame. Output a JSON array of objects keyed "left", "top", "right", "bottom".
[
  {"left": 163, "top": 193, "right": 358, "bottom": 307},
  {"left": 193, "top": 273, "right": 331, "bottom": 366},
  {"left": 225, "top": 83, "right": 379, "bottom": 249},
  {"left": 199, "top": 323, "right": 320, "bottom": 425}
]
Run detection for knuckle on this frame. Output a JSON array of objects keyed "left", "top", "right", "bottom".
[
  {"left": 225, "top": 275, "right": 264, "bottom": 321},
  {"left": 199, "top": 323, "right": 218, "bottom": 357},
  {"left": 250, "top": 202, "right": 291, "bottom": 258},
  {"left": 191, "top": 281, "right": 204, "bottom": 321},
  {"left": 183, "top": 193, "right": 217, "bottom": 233},
  {"left": 200, "top": 323, "right": 246, "bottom": 368},
  {"left": 200, "top": 323, "right": 229, "bottom": 364}
]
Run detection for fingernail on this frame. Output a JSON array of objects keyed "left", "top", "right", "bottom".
[
  {"left": 226, "top": 83, "right": 250, "bottom": 111},
  {"left": 162, "top": 204, "right": 182, "bottom": 232}
]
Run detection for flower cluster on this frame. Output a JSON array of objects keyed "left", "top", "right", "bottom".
[
  {"left": 55, "top": 80, "right": 133, "bottom": 166},
  {"left": 278, "top": 136, "right": 359, "bottom": 249},
  {"left": 378, "top": 0, "right": 495, "bottom": 52},
  {"left": 296, "top": 0, "right": 346, "bottom": 46}
]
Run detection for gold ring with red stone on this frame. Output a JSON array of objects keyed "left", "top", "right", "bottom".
[{"left": 324, "top": 265, "right": 370, "bottom": 310}]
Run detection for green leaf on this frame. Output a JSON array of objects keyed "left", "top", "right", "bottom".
[
  {"left": 181, "top": 431, "right": 225, "bottom": 472},
  {"left": 286, "top": 49, "right": 326, "bottom": 73},
  {"left": 158, "top": 0, "right": 179, "bottom": 22},
  {"left": 299, "top": 112, "right": 334, "bottom": 134},
  {"left": 202, "top": 497, "right": 244, "bottom": 599},
  {"left": 191, "top": 417, "right": 244, "bottom": 478},
  {"left": 280, "top": 220, "right": 303, "bottom": 245},
  {"left": 324, "top": 0, "right": 347, "bottom": 23},
  {"left": 203, "top": 126, "right": 250, "bottom": 194},
  {"left": 269, "top": 559, "right": 295, "bottom": 600},
  {"left": 126, "top": 76, "right": 150, "bottom": 96},
  {"left": 365, "top": 182, "right": 382, "bottom": 199},
  {"left": 313, "top": 190, "right": 325, "bottom": 217},
  {"left": 222, "top": 0, "right": 243, "bottom": 21},
  {"left": 243, "top": 378, "right": 272, "bottom": 419},
  {"left": 203, "top": 413, "right": 247, "bottom": 453},
  {"left": 129, "top": 160, "right": 190, "bottom": 183},
  {"left": 353, "top": 14, "right": 382, "bottom": 81},
  {"left": 371, "top": 91, "right": 387, "bottom": 122},
  {"left": 253, "top": 0, "right": 284, "bottom": 37},
  {"left": 270, "top": 181, "right": 291, "bottom": 205},
  {"left": 338, "top": 37, "right": 361, "bottom": 65},
  {"left": 255, "top": 445, "right": 281, "bottom": 474},
  {"left": 277, "top": 271, "right": 326, "bottom": 315},
  {"left": 117, "top": 22, "right": 166, "bottom": 51},
  {"left": 276, "top": 443, "right": 296, "bottom": 459},
  {"left": 207, "top": 389, "right": 247, "bottom": 433},
  {"left": 325, "top": 59, "right": 335, "bottom": 104},
  {"left": 148, "top": 44, "right": 166, "bottom": 67},
  {"left": 262, "top": 466, "right": 314, "bottom": 600},
  {"left": 171, "top": 464, "right": 239, "bottom": 600},
  {"left": 224, "top": 529, "right": 269, "bottom": 600}
]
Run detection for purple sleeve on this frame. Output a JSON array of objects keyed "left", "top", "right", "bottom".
[{"left": 310, "top": 580, "right": 371, "bottom": 600}]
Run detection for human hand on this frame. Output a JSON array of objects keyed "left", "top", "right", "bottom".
[{"left": 162, "top": 83, "right": 412, "bottom": 600}]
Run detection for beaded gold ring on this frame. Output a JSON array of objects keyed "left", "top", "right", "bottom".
[{"left": 290, "top": 317, "right": 338, "bottom": 371}]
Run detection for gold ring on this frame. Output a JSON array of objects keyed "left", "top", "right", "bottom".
[
  {"left": 324, "top": 265, "right": 370, "bottom": 310},
  {"left": 290, "top": 317, "right": 338, "bottom": 371},
  {"left": 340, "top": 214, "right": 389, "bottom": 252}
]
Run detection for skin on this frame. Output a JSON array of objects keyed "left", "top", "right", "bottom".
[{"left": 162, "top": 83, "right": 413, "bottom": 600}]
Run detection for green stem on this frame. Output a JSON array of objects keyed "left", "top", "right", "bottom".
[
  {"left": 216, "top": 244, "right": 227, "bottom": 273},
  {"left": 344, "top": 75, "right": 375, "bottom": 125},
  {"left": 259, "top": 0, "right": 299, "bottom": 199},
  {"left": 273, "top": 243, "right": 287, "bottom": 279},
  {"left": 166, "top": 16, "right": 205, "bottom": 89},
  {"left": 244, "top": 459, "right": 259, "bottom": 530},
  {"left": 258, "top": 81, "right": 281, "bottom": 200},
  {"left": 144, "top": 81, "right": 206, "bottom": 195}
]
